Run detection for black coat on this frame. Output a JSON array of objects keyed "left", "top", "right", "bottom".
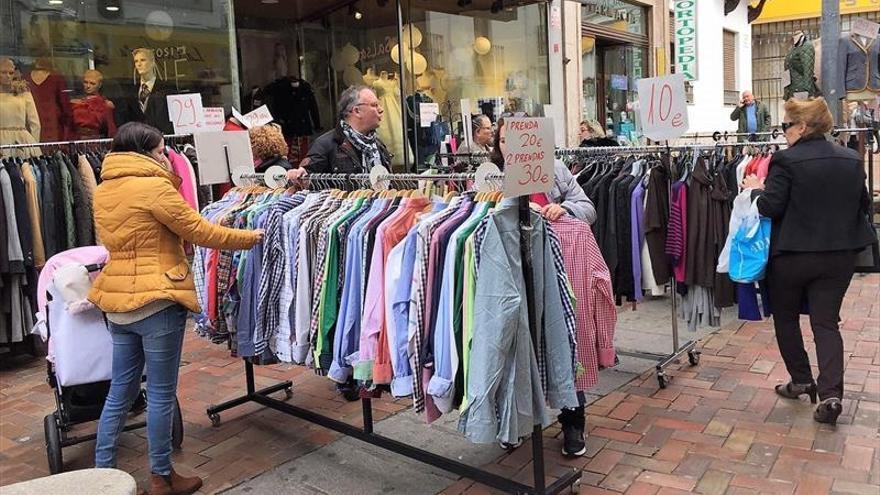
[
  {"left": 757, "top": 137, "right": 875, "bottom": 256},
  {"left": 303, "top": 125, "right": 391, "bottom": 175},
  {"left": 115, "top": 79, "right": 173, "bottom": 134}
]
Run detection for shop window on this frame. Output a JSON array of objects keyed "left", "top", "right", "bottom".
[
  {"left": 0, "top": 1, "right": 238, "bottom": 144},
  {"left": 723, "top": 30, "right": 738, "bottom": 106}
]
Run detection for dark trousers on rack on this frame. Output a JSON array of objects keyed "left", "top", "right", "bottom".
[{"left": 767, "top": 251, "right": 856, "bottom": 401}]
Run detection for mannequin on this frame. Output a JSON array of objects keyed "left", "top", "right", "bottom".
[
  {"left": 837, "top": 31, "right": 880, "bottom": 102},
  {"left": 117, "top": 48, "right": 171, "bottom": 133},
  {"left": 0, "top": 58, "right": 41, "bottom": 158},
  {"left": 783, "top": 31, "right": 821, "bottom": 100},
  {"left": 371, "top": 70, "right": 406, "bottom": 165},
  {"left": 27, "top": 58, "right": 73, "bottom": 141},
  {"left": 71, "top": 69, "right": 117, "bottom": 138}
]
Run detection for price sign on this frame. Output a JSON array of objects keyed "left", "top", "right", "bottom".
[
  {"left": 166, "top": 93, "right": 205, "bottom": 134},
  {"left": 501, "top": 117, "right": 555, "bottom": 198},
  {"left": 636, "top": 74, "right": 689, "bottom": 141},
  {"left": 852, "top": 18, "right": 879, "bottom": 40},
  {"left": 230, "top": 105, "right": 274, "bottom": 129},
  {"left": 193, "top": 131, "right": 254, "bottom": 185},
  {"left": 419, "top": 102, "right": 439, "bottom": 128},
  {"left": 202, "top": 107, "right": 225, "bottom": 132}
]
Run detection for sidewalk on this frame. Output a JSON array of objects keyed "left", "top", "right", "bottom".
[{"left": 1, "top": 274, "right": 877, "bottom": 494}]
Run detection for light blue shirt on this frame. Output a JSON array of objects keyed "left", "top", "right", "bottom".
[{"left": 745, "top": 104, "right": 758, "bottom": 133}]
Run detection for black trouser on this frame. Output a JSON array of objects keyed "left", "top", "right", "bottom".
[{"left": 767, "top": 251, "right": 856, "bottom": 401}]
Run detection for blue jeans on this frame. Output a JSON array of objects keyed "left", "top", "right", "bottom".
[{"left": 95, "top": 304, "right": 187, "bottom": 475}]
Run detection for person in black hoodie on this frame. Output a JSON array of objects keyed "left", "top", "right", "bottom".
[
  {"left": 744, "top": 97, "right": 875, "bottom": 425},
  {"left": 249, "top": 123, "right": 292, "bottom": 173}
]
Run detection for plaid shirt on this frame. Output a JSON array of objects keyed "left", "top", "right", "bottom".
[
  {"left": 547, "top": 225, "right": 579, "bottom": 387},
  {"left": 409, "top": 198, "right": 463, "bottom": 413},
  {"left": 292, "top": 193, "right": 332, "bottom": 364},
  {"left": 308, "top": 199, "right": 347, "bottom": 360},
  {"left": 254, "top": 195, "right": 304, "bottom": 357},
  {"left": 551, "top": 216, "right": 617, "bottom": 391}
]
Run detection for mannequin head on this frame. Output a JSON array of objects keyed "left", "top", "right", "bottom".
[
  {"left": 0, "top": 58, "right": 14, "bottom": 89},
  {"left": 338, "top": 85, "right": 383, "bottom": 134},
  {"left": 132, "top": 48, "right": 156, "bottom": 79},
  {"left": 83, "top": 69, "right": 104, "bottom": 95}
]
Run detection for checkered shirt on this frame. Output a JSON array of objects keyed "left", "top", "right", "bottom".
[{"left": 547, "top": 224, "right": 579, "bottom": 386}]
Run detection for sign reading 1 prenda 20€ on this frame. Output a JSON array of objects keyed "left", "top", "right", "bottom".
[{"left": 674, "top": 0, "right": 698, "bottom": 81}]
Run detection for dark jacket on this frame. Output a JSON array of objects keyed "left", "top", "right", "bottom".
[
  {"left": 303, "top": 125, "right": 391, "bottom": 174},
  {"left": 837, "top": 34, "right": 880, "bottom": 97},
  {"left": 115, "top": 79, "right": 173, "bottom": 134},
  {"left": 255, "top": 155, "right": 293, "bottom": 173},
  {"left": 580, "top": 137, "right": 619, "bottom": 147},
  {"left": 783, "top": 40, "right": 821, "bottom": 100},
  {"left": 729, "top": 102, "right": 772, "bottom": 138},
  {"left": 756, "top": 137, "right": 875, "bottom": 256}
]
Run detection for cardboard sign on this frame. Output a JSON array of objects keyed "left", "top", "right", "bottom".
[
  {"left": 241, "top": 105, "right": 274, "bottom": 128},
  {"left": 166, "top": 93, "right": 205, "bottom": 134},
  {"left": 202, "top": 107, "right": 226, "bottom": 132},
  {"left": 419, "top": 102, "right": 440, "bottom": 128},
  {"left": 501, "top": 117, "right": 555, "bottom": 198},
  {"left": 636, "top": 74, "right": 689, "bottom": 141},
  {"left": 193, "top": 131, "right": 254, "bottom": 185},
  {"left": 852, "top": 18, "right": 879, "bottom": 40}
]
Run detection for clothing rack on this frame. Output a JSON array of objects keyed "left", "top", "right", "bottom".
[
  {"left": 556, "top": 141, "right": 785, "bottom": 387},
  {"left": 206, "top": 172, "right": 582, "bottom": 495},
  {"left": 0, "top": 133, "right": 191, "bottom": 150}
]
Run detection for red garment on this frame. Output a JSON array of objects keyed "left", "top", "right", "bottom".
[
  {"left": 27, "top": 73, "right": 74, "bottom": 141},
  {"left": 530, "top": 193, "right": 550, "bottom": 207},
  {"left": 71, "top": 95, "right": 117, "bottom": 138},
  {"left": 224, "top": 119, "right": 246, "bottom": 131},
  {"left": 207, "top": 250, "right": 220, "bottom": 321},
  {"left": 552, "top": 217, "right": 617, "bottom": 391},
  {"left": 755, "top": 154, "right": 772, "bottom": 179}
]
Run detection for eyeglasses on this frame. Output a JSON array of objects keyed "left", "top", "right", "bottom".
[
  {"left": 781, "top": 121, "right": 794, "bottom": 132},
  {"left": 355, "top": 102, "right": 381, "bottom": 109}
]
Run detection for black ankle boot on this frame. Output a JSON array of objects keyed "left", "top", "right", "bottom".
[
  {"left": 557, "top": 407, "right": 586, "bottom": 457},
  {"left": 814, "top": 398, "right": 843, "bottom": 425},
  {"left": 774, "top": 381, "right": 817, "bottom": 404}
]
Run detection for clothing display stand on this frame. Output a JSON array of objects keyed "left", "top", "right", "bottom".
[
  {"left": 556, "top": 141, "right": 789, "bottom": 387},
  {"left": 0, "top": 133, "right": 191, "bottom": 151},
  {"left": 206, "top": 171, "right": 582, "bottom": 495}
]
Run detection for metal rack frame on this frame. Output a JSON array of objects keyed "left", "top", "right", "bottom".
[
  {"left": 207, "top": 172, "right": 581, "bottom": 495},
  {"left": 0, "top": 133, "right": 191, "bottom": 150}
]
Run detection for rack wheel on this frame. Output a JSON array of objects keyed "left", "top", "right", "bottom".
[
  {"left": 171, "top": 398, "right": 184, "bottom": 449},
  {"left": 688, "top": 350, "right": 701, "bottom": 366},
  {"left": 209, "top": 413, "right": 221, "bottom": 427},
  {"left": 657, "top": 372, "right": 668, "bottom": 389},
  {"left": 285, "top": 388, "right": 293, "bottom": 400},
  {"left": 44, "top": 413, "right": 63, "bottom": 474}
]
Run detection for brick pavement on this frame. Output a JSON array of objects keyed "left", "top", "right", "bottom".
[
  {"left": 1, "top": 274, "right": 877, "bottom": 494},
  {"left": 445, "top": 273, "right": 880, "bottom": 495}
]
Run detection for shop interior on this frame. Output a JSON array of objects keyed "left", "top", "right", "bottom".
[{"left": 232, "top": 0, "right": 551, "bottom": 170}]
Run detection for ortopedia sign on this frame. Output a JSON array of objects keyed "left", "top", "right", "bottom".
[{"left": 674, "top": 0, "right": 698, "bottom": 82}]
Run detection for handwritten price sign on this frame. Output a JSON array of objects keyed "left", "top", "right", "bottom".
[
  {"left": 232, "top": 105, "right": 274, "bottom": 129},
  {"left": 636, "top": 74, "right": 689, "bottom": 141},
  {"left": 501, "top": 117, "right": 555, "bottom": 198},
  {"left": 166, "top": 93, "right": 206, "bottom": 134}
]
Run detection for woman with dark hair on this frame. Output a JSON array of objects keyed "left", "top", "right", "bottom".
[
  {"left": 744, "top": 97, "right": 875, "bottom": 425},
  {"left": 89, "top": 122, "right": 262, "bottom": 494},
  {"left": 490, "top": 118, "right": 596, "bottom": 224}
]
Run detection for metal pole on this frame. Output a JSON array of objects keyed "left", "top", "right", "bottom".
[{"left": 820, "top": 0, "right": 841, "bottom": 123}]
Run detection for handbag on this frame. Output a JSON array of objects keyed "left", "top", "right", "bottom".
[
  {"left": 729, "top": 198, "right": 771, "bottom": 283},
  {"left": 854, "top": 221, "right": 880, "bottom": 273}
]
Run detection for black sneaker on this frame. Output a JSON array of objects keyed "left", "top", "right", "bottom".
[
  {"left": 814, "top": 398, "right": 843, "bottom": 425},
  {"left": 336, "top": 378, "right": 360, "bottom": 402},
  {"left": 558, "top": 407, "right": 586, "bottom": 457}
]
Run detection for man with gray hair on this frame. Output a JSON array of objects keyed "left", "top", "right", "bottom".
[{"left": 287, "top": 85, "right": 390, "bottom": 181}]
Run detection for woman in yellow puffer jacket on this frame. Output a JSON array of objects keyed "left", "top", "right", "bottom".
[{"left": 89, "top": 122, "right": 262, "bottom": 495}]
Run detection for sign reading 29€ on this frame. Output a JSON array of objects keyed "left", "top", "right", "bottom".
[{"left": 501, "top": 117, "right": 555, "bottom": 198}]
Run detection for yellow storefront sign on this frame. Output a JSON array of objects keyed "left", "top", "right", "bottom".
[{"left": 754, "top": 0, "right": 880, "bottom": 24}]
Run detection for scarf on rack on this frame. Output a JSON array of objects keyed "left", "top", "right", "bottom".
[{"left": 341, "top": 120, "right": 382, "bottom": 168}]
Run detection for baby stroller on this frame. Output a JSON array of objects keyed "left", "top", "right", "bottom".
[{"left": 33, "top": 247, "right": 183, "bottom": 474}]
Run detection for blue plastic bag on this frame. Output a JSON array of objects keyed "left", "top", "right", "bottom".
[{"left": 729, "top": 199, "right": 771, "bottom": 283}]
